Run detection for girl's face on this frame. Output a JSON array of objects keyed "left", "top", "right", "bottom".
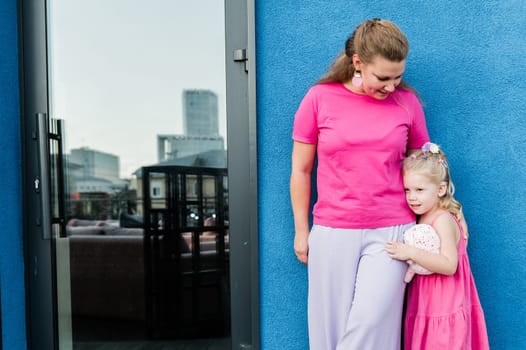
[
  {"left": 351, "top": 55, "right": 406, "bottom": 100},
  {"left": 403, "top": 171, "right": 445, "bottom": 216}
]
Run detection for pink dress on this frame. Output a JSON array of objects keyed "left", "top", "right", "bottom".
[{"left": 404, "top": 212, "right": 490, "bottom": 349}]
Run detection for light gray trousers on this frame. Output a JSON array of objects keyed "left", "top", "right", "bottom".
[{"left": 307, "top": 223, "right": 412, "bottom": 350}]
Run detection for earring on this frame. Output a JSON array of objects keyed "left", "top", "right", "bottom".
[{"left": 351, "top": 70, "right": 362, "bottom": 87}]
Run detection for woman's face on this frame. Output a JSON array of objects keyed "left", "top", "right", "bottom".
[{"left": 352, "top": 54, "right": 406, "bottom": 100}]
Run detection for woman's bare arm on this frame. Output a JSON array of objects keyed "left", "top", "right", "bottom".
[{"left": 290, "top": 141, "right": 316, "bottom": 264}]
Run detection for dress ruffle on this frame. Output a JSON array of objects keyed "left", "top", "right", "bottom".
[{"left": 405, "top": 305, "right": 489, "bottom": 349}]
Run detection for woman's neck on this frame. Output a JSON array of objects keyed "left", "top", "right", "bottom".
[{"left": 342, "top": 80, "right": 366, "bottom": 95}]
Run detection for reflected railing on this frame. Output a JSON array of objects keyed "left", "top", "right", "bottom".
[{"left": 142, "top": 165, "right": 229, "bottom": 339}]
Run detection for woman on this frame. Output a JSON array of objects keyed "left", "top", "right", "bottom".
[{"left": 290, "top": 18, "right": 430, "bottom": 350}]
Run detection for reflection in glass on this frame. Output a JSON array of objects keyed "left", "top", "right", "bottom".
[{"left": 47, "top": 1, "right": 229, "bottom": 348}]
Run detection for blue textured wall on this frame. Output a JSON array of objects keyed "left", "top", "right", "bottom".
[
  {"left": 0, "top": 0, "right": 27, "bottom": 349},
  {"left": 256, "top": 1, "right": 525, "bottom": 350},
  {"left": 2, "top": 1, "right": 525, "bottom": 350}
]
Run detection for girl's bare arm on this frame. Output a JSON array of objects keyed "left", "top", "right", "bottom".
[{"left": 386, "top": 212, "right": 459, "bottom": 275}]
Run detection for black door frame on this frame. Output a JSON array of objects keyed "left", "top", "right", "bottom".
[{"left": 17, "top": 0, "right": 259, "bottom": 349}]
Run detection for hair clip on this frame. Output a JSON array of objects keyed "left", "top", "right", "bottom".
[{"left": 421, "top": 142, "right": 440, "bottom": 154}]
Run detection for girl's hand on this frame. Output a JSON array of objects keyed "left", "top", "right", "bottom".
[
  {"left": 294, "top": 231, "right": 309, "bottom": 264},
  {"left": 385, "top": 241, "right": 413, "bottom": 261}
]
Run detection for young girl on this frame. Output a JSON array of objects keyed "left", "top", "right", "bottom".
[{"left": 385, "top": 142, "right": 490, "bottom": 349}]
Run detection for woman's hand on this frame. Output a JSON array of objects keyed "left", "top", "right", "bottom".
[{"left": 294, "top": 231, "right": 309, "bottom": 264}]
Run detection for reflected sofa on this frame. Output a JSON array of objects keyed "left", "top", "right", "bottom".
[{"left": 67, "top": 219, "right": 228, "bottom": 325}]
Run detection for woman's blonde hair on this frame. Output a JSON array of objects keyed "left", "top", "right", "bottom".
[
  {"left": 319, "top": 18, "right": 412, "bottom": 90},
  {"left": 403, "top": 144, "right": 463, "bottom": 219}
]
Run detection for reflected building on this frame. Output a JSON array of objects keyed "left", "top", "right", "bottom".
[
  {"left": 67, "top": 147, "right": 131, "bottom": 220},
  {"left": 68, "top": 147, "right": 128, "bottom": 191},
  {"left": 157, "top": 89, "right": 225, "bottom": 162},
  {"left": 183, "top": 89, "right": 219, "bottom": 136},
  {"left": 70, "top": 147, "right": 120, "bottom": 180},
  {"left": 157, "top": 134, "right": 224, "bottom": 161}
]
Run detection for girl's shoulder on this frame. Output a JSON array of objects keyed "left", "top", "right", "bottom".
[
  {"left": 425, "top": 210, "right": 461, "bottom": 242},
  {"left": 428, "top": 210, "right": 455, "bottom": 226}
]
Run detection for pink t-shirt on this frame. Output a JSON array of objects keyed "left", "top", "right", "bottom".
[{"left": 293, "top": 82, "right": 430, "bottom": 229}]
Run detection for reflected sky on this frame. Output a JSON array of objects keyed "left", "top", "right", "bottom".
[{"left": 47, "top": 0, "right": 226, "bottom": 178}]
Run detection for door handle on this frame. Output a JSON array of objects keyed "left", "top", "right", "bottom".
[
  {"left": 35, "top": 112, "right": 52, "bottom": 240},
  {"left": 49, "top": 118, "right": 68, "bottom": 237}
]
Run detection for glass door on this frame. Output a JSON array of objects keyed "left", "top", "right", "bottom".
[
  {"left": 19, "top": 0, "right": 259, "bottom": 349},
  {"left": 20, "top": 0, "right": 258, "bottom": 349},
  {"left": 48, "top": 1, "right": 230, "bottom": 348}
]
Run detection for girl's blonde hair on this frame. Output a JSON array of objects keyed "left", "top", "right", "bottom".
[
  {"left": 318, "top": 18, "right": 412, "bottom": 91},
  {"left": 403, "top": 144, "right": 463, "bottom": 219}
]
